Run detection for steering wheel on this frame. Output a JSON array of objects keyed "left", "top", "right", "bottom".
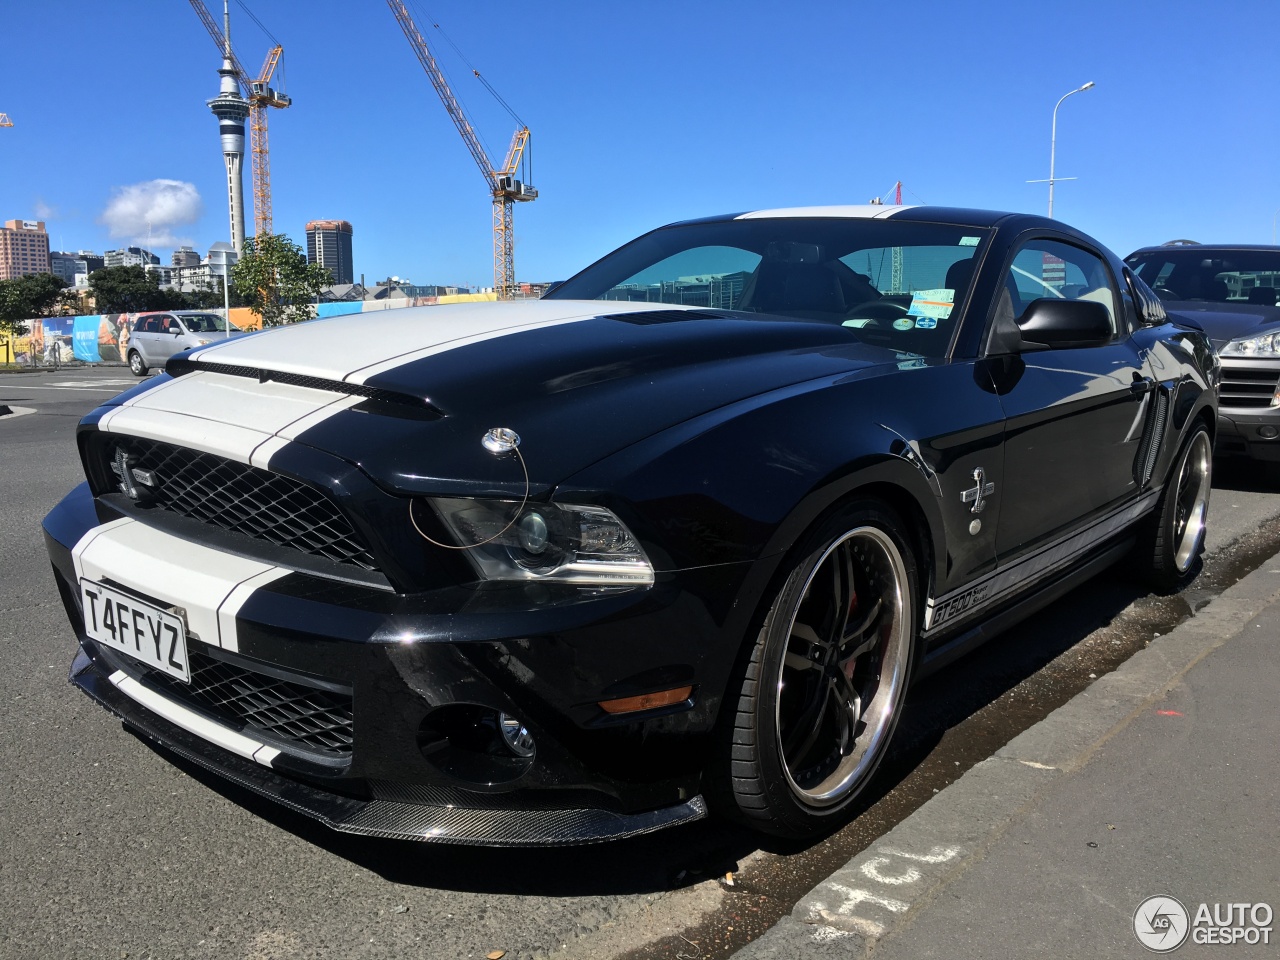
[{"left": 844, "top": 299, "right": 909, "bottom": 326}]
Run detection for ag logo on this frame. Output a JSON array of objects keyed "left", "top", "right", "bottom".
[{"left": 1134, "top": 895, "right": 1190, "bottom": 952}]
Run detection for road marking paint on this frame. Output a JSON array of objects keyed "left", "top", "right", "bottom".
[
  {"left": 1018, "top": 759, "right": 1058, "bottom": 769},
  {"left": 860, "top": 857, "right": 922, "bottom": 885},
  {"left": 877, "top": 845, "right": 960, "bottom": 863},
  {"left": 826, "top": 884, "right": 910, "bottom": 915}
]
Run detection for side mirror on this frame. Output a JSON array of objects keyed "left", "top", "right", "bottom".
[
  {"left": 1017, "top": 298, "right": 1112, "bottom": 348},
  {"left": 989, "top": 297, "right": 1113, "bottom": 354}
]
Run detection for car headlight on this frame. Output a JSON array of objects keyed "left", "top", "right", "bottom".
[
  {"left": 1221, "top": 331, "right": 1280, "bottom": 357},
  {"left": 428, "top": 498, "right": 654, "bottom": 584}
]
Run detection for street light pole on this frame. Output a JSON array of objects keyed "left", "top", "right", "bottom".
[{"left": 1047, "top": 81, "right": 1095, "bottom": 219}]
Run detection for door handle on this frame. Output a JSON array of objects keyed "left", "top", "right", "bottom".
[{"left": 1130, "top": 376, "right": 1155, "bottom": 398}]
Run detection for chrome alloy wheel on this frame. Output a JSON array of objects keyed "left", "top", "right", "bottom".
[
  {"left": 1173, "top": 430, "right": 1212, "bottom": 573},
  {"left": 774, "top": 526, "right": 912, "bottom": 806}
]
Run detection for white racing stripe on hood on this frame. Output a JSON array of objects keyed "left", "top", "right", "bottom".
[
  {"left": 98, "top": 369, "right": 358, "bottom": 465},
  {"left": 186, "top": 300, "right": 690, "bottom": 384}
]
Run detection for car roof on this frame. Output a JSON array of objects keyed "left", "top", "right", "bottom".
[
  {"left": 671, "top": 205, "right": 1057, "bottom": 232},
  {"left": 1128, "top": 243, "right": 1280, "bottom": 255}
]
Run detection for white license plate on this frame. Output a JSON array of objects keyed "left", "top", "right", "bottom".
[{"left": 80, "top": 580, "right": 190, "bottom": 683}]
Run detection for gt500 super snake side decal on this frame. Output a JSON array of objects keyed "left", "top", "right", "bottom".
[{"left": 924, "top": 490, "right": 1158, "bottom": 633}]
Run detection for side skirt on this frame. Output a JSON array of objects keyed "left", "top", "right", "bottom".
[{"left": 914, "top": 536, "right": 1135, "bottom": 681}]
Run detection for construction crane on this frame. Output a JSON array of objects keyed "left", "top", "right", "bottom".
[
  {"left": 387, "top": 1, "right": 536, "bottom": 299},
  {"left": 189, "top": 0, "right": 291, "bottom": 238},
  {"left": 0, "top": 113, "right": 12, "bottom": 128}
]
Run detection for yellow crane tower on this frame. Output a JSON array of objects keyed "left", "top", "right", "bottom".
[
  {"left": 387, "top": 1, "right": 537, "bottom": 300},
  {"left": 0, "top": 114, "right": 13, "bottom": 128},
  {"left": 189, "top": 0, "right": 291, "bottom": 238}
]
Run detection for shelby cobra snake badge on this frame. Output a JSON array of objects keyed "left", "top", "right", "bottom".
[{"left": 962, "top": 467, "right": 995, "bottom": 514}]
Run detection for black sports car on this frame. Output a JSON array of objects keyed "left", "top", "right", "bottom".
[
  {"left": 1126, "top": 242, "right": 1280, "bottom": 468},
  {"left": 44, "top": 206, "right": 1217, "bottom": 846}
]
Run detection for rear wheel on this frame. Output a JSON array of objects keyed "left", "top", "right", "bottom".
[
  {"left": 723, "top": 501, "right": 918, "bottom": 838},
  {"left": 128, "top": 350, "right": 148, "bottom": 377},
  {"left": 1136, "top": 422, "right": 1211, "bottom": 592}
]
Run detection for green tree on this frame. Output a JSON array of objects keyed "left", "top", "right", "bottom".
[
  {"left": 0, "top": 272, "right": 69, "bottom": 335},
  {"left": 88, "top": 265, "right": 188, "bottom": 313},
  {"left": 232, "top": 233, "right": 332, "bottom": 326}
]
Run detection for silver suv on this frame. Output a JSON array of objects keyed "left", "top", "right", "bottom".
[{"left": 127, "top": 312, "right": 247, "bottom": 377}]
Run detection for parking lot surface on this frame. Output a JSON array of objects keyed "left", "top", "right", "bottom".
[{"left": 5, "top": 366, "right": 1280, "bottom": 960}]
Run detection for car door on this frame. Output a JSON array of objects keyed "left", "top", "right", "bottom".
[
  {"left": 988, "top": 236, "right": 1153, "bottom": 567},
  {"left": 152, "top": 315, "right": 183, "bottom": 363},
  {"left": 131, "top": 316, "right": 159, "bottom": 363}
]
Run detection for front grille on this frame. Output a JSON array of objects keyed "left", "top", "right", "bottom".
[
  {"left": 103, "top": 436, "right": 380, "bottom": 571},
  {"left": 1220, "top": 365, "right": 1280, "bottom": 409},
  {"left": 131, "top": 644, "right": 353, "bottom": 758}
]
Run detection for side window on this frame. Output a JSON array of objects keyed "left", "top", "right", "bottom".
[
  {"left": 1002, "top": 239, "right": 1120, "bottom": 337},
  {"left": 135, "top": 317, "right": 155, "bottom": 334}
]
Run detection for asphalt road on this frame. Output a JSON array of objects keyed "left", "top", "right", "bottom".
[{"left": 4, "top": 366, "right": 1280, "bottom": 960}]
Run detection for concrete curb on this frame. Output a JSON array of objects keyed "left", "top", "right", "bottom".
[{"left": 732, "top": 554, "right": 1280, "bottom": 959}]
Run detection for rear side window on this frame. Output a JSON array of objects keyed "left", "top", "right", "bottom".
[{"left": 134, "top": 317, "right": 156, "bottom": 333}]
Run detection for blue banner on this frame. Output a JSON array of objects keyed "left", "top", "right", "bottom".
[
  {"left": 73, "top": 316, "right": 103, "bottom": 362},
  {"left": 316, "top": 302, "right": 363, "bottom": 319}
]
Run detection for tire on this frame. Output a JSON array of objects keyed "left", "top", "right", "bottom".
[
  {"left": 1135, "top": 422, "right": 1212, "bottom": 592},
  {"left": 722, "top": 500, "right": 919, "bottom": 838},
  {"left": 128, "top": 350, "right": 148, "bottom": 377}
]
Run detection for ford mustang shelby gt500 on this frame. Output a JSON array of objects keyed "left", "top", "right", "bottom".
[{"left": 44, "top": 206, "right": 1217, "bottom": 846}]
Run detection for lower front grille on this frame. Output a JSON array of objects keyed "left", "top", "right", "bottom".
[{"left": 106, "top": 643, "right": 354, "bottom": 761}]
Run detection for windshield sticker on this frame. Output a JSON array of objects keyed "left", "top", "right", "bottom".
[
  {"left": 907, "top": 288, "right": 955, "bottom": 320},
  {"left": 959, "top": 236, "right": 980, "bottom": 246},
  {"left": 915, "top": 316, "right": 938, "bottom": 329},
  {"left": 893, "top": 318, "right": 915, "bottom": 331}
]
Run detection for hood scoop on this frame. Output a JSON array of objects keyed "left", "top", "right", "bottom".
[{"left": 169, "top": 357, "right": 446, "bottom": 419}]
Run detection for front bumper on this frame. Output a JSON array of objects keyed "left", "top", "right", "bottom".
[
  {"left": 1217, "top": 357, "right": 1280, "bottom": 461},
  {"left": 44, "top": 484, "right": 741, "bottom": 845}
]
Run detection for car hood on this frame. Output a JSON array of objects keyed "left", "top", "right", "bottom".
[
  {"left": 121, "top": 300, "right": 901, "bottom": 496},
  {"left": 1163, "top": 301, "right": 1280, "bottom": 349}
]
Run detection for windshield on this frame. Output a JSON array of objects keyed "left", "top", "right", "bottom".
[
  {"left": 1125, "top": 248, "right": 1280, "bottom": 306},
  {"left": 180, "top": 314, "right": 241, "bottom": 333},
  {"left": 546, "top": 218, "right": 990, "bottom": 358}
]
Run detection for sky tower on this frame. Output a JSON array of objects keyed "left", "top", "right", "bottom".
[{"left": 206, "top": 1, "right": 249, "bottom": 254}]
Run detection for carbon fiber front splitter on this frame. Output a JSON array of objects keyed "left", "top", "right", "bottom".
[{"left": 69, "top": 648, "right": 708, "bottom": 847}]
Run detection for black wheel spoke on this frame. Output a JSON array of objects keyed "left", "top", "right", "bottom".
[
  {"left": 839, "top": 597, "right": 883, "bottom": 665},
  {"left": 783, "top": 677, "right": 833, "bottom": 760}
]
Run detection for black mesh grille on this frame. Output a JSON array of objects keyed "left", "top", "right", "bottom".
[
  {"left": 104, "top": 436, "right": 380, "bottom": 571},
  {"left": 143, "top": 645, "right": 353, "bottom": 757}
]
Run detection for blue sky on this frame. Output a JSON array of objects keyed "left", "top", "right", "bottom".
[{"left": 0, "top": 1, "right": 1274, "bottom": 288}]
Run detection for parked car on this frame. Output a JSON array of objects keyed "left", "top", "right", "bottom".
[
  {"left": 1125, "top": 243, "right": 1280, "bottom": 469},
  {"left": 44, "top": 206, "right": 1217, "bottom": 845},
  {"left": 127, "top": 311, "right": 246, "bottom": 377}
]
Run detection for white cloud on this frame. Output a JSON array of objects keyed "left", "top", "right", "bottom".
[
  {"left": 32, "top": 199, "right": 57, "bottom": 220},
  {"left": 100, "top": 179, "right": 204, "bottom": 249}
]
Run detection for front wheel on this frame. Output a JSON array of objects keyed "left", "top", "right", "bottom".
[
  {"left": 722, "top": 501, "right": 918, "bottom": 838},
  {"left": 1135, "top": 422, "right": 1212, "bottom": 592},
  {"left": 128, "top": 350, "right": 148, "bottom": 377}
]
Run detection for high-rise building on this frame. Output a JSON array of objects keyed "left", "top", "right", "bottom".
[
  {"left": 172, "top": 246, "right": 201, "bottom": 268},
  {"left": 306, "top": 220, "right": 354, "bottom": 285},
  {"left": 0, "top": 219, "right": 51, "bottom": 280},
  {"left": 104, "top": 246, "right": 160, "bottom": 269},
  {"left": 49, "top": 251, "right": 81, "bottom": 285},
  {"left": 206, "top": 3, "right": 249, "bottom": 254}
]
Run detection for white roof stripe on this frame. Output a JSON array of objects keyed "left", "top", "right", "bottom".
[{"left": 735, "top": 205, "right": 916, "bottom": 220}]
